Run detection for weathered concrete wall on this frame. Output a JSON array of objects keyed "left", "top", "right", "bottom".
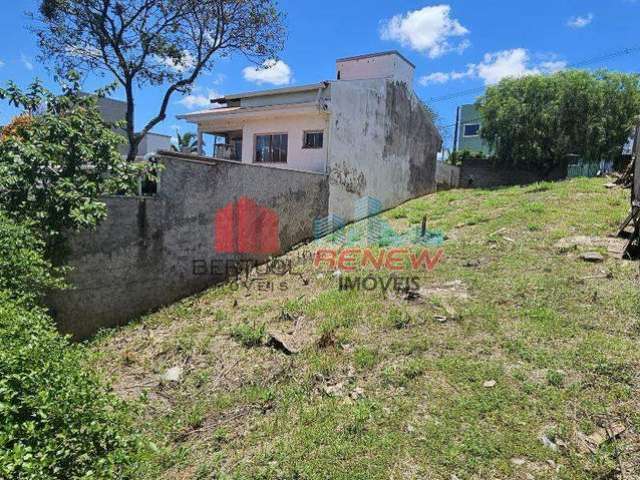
[
  {"left": 436, "top": 161, "right": 461, "bottom": 190},
  {"left": 49, "top": 80, "right": 441, "bottom": 338},
  {"left": 327, "top": 79, "right": 441, "bottom": 221},
  {"left": 48, "top": 154, "right": 329, "bottom": 339},
  {"left": 459, "top": 158, "right": 568, "bottom": 189}
]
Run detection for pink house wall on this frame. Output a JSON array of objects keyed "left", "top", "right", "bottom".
[
  {"left": 336, "top": 54, "right": 414, "bottom": 85},
  {"left": 239, "top": 113, "right": 328, "bottom": 173}
]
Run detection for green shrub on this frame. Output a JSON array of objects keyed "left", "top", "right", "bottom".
[
  {"left": 478, "top": 70, "right": 640, "bottom": 171},
  {"left": 0, "top": 298, "right": 139, "bottom": 479},
  {"left": 447, "top": 149, "right": 492, "bottom": 166},
  {"left": 0, "top": 214, "right": 139, "bottom": 478},
  {"left": 0, "top": 212, "right": 64, "bottom": 305}
]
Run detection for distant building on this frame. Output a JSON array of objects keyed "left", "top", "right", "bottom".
[
  {"left": 94, "top": 96, "right": 171, "bottom": 158},
  {"left": 453, "top": 103, "right": 493, "bottom": 156}
]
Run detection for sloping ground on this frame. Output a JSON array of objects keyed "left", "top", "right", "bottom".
[{"left": 90, "top": 178, "right": 640, "bottom": 479}]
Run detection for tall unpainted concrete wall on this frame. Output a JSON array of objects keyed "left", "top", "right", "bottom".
[
  {"left": 327, "top": 79, "right": 441, "bottom": 221},
  {"left": 48, "top": 154, "right": 329, "bottom": 339}
]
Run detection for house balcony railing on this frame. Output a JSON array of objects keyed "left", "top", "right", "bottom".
[{"left": 213, "top": 143, "right": 241, "bottom": 161}]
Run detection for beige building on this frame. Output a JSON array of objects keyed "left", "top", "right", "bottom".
[{"left": 178, "top": 51, "right": 442, "bottom": 221}]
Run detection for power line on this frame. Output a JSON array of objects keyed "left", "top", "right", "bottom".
[
  {"left": 427, "top": 44, "right": 640, "bottom": 104},
  {"left": 432, "top": 45, "right": 640, "bottom": 134}
]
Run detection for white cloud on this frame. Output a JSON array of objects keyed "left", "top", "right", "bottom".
[
  {"left": 420, "top": 65, "right": 476, "bottom": 85},
  {"left": 476, "top": 49, "right": 536, "bottom": 84},
  {"left": 380, "top": 5, "right": 470, "bottom": 58},
  {"left": 539, "top": 60, "right": 567, "bottom": 73},
  {"left": 419, "top": 49, "right": 567, "bottom": 86},
  {"left": 177, "top": 87, "right": 223, "bottom": 110},
  {"left": 0, "top": 59, "right": 4, "bottom": 68},
  {"left": 155, "top": 51, "right": 196, "bottom": 73},
  {"left": 178, "top": 94, "right": 211, "bottom": 109},
  {"left": 66, "top": 44, "right": 102, "bottom": 60},
  {"left": 567, "top": 13, "right": 594, "bottom": 28},
  {"left": 420, "top": 72, "right": 451, "bottom": 85},
  {"left": 20, "top": 53, "right": 34, "bottom": 71},
  {"left": 243, "top": 59, "right": 292, "bottom": 86},
  {"left": 210, "top": 73, "right": 226, "bottom": 85}
]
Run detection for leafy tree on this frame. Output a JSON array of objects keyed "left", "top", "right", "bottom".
[
  {"left": 172, "top": 131, "right": 199, "bottom": 153},
  {"left": 477, "top": 70, "right": 640, "bottom": 171},
  {"left": 0, "top": 75, "right": 150, "bottom": 252},
  {"left": 33, "top": 0, "right": 286, "bottom": 161}
]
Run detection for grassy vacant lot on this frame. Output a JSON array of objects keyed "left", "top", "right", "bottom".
[{"left": 90, "top": 178, "right": 640, "bottom": 479}]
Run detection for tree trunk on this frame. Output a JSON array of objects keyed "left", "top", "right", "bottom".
[
  {"left": 127, "top": 136, "right": 143, "bottom": 163},
  {"left": 125, "top": 79, "right": 139, "bottom": 163}
]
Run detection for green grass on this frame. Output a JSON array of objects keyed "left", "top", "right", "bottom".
[
  {"left": 90, "top": 178, "right": 640, "bottom": 479},
  {"left": 230, "top": 322, "right": 266, "bottom": 348}
]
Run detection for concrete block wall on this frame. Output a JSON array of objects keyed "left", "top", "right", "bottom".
[
  {"left": 48, "top": 154, "right": 329, "bottom": 339},
  {"left": 459, "top": 158, "right": 568, "bottom": 189},
  {"left": 435, "top": 161, "right": 461, "bottom": 190}
]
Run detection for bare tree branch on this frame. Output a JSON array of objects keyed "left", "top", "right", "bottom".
[{"left": 32, "top": 0, "right": 286, "bottom": 161}]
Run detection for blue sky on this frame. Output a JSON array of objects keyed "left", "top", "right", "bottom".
[{"left": 0, "top": 0, "right": 639, "bottom": 148}]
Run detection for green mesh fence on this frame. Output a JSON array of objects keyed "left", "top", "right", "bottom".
[{"left": 567, "top": 162, "right": 600, "bottom": 178}]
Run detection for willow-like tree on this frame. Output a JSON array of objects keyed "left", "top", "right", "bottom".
[
  {"left": 32, "top": 0, "right": 286, "bottom": 161},
  {"left": 477, "top": 70, "right": 640, "bottom": 171}
]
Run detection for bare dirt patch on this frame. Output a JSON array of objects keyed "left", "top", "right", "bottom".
[{"left": 555, "top": 235, "right": 627, "bottom": 257}]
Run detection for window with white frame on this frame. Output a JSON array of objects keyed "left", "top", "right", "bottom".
[
  {"left": 303, "top": 131, "right": 324, "bottom": 149},
  {"left": 255, "top": 133, "right": 288, "bottom": 163},
  {"left": 463, "top": 123, "right": 480, "bottom": 137}
]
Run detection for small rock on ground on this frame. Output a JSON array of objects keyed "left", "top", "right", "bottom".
[
  {"left": 161, "top": 366, "right": 183, "bottom": 383},
  {"left": 580, "top": 252, "right": 605, "bottom": 263}
]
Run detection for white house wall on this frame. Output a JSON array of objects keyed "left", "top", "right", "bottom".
[{"left": 137, "top": 132, "right": 171, "bottom": 157}]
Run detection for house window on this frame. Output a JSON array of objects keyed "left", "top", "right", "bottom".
[
  {"left": 463, "top": 123, "right": 480, "bottom": 137},
  {"left": 303, "top": 131, "right": 324, "bottom": 149},
  {"left": 255, "top": 133, "right": 288, "bottom": 163}
]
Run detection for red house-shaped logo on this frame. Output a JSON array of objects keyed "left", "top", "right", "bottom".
[{"left": 215, "top": 197, "right": 280, "bottom": 255}]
